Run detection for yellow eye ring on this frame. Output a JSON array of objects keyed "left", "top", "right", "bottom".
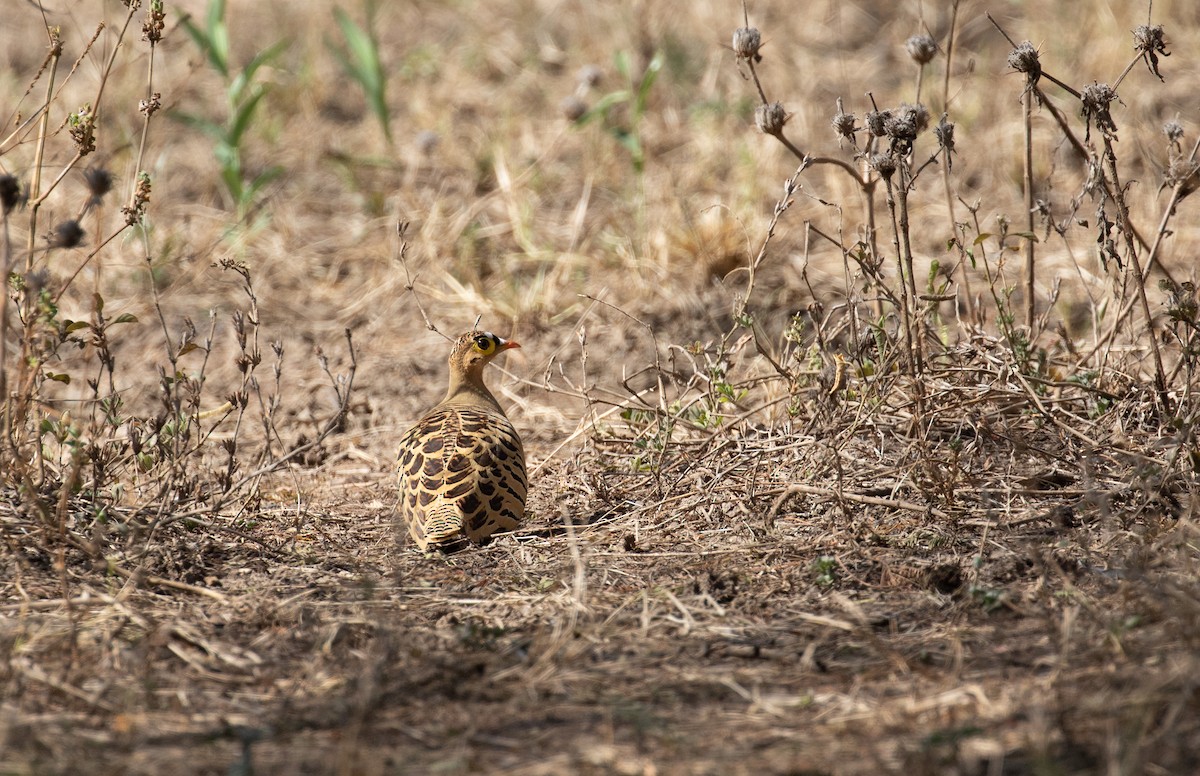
[{"left": 473, "top": 334, "right": 495, "bottom": 353}]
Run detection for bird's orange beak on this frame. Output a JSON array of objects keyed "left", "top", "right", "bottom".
[{"left": 499, "top": 337, "right": 521, "bottom": 350}]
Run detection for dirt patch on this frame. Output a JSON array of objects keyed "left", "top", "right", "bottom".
[{"left": 5, "top": 353, "right": 1199, "bottom": 775}]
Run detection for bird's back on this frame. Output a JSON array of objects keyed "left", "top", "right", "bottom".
[{"left": 397, "top": 402, "right": 527, "bottom": 550}]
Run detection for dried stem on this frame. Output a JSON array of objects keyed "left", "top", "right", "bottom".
[{"left": 1022, "top": 81, "right": 1036, "bottom": 331}]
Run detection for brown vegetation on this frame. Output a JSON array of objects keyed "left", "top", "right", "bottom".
[{"left": 2, "top": 0, "right": 1199, "bottom": 773}]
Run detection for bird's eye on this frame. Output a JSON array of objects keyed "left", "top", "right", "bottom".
[{"left": 473, "top": 335, "right": 494, "bottom": 353}]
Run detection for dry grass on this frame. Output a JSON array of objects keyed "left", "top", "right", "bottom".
[{"left": 2, "top": 0, "right": 1200, "bottom": 773}]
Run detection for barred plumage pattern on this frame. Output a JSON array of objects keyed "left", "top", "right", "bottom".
[
  {"left": 397, "top": 405, "right": 526, "bottom": 549},
  {"left": 397, "top": 331, "right": 527, "bottom": 551}
]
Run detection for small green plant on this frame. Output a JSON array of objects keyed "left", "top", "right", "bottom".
[
  {"left": 1067, "top": 370, "right": 1114, "bottom": 418},
  {"left": 963, "top": 216, "right": 1040, "bottom": 375},
  {"left": 457, "top": 620, "right": 508, "bottom": 651},
  {"left": 328, "top": 2, "right": 391, "bottom": 147},
  {"left": 969, "top": 585, "right": 1006, "bottom": 612},
  {"left": 179, "top": 0, "right": 287, "bottom": 221},
  {"left": 574, "top": 50, "right": 663, "bottom": 173},
  {"left": 812, "top": 556, "right": 838, "bottom": 587}
]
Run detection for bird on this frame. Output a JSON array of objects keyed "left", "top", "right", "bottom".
[{"left": 396, "top": 330, "right": 527, "bottom": 551}]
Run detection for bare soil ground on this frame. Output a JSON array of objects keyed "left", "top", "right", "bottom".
[
  {"left": 5, "top": 351, "right": 1199, "bottom": 775},
  {"left": 3, "top": 0, "right": 1200, "bottom": 774}
]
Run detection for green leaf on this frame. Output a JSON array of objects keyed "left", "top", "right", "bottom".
[
  {"left": 331, "top": 7, "right": 390, "bottom": 143},
  {"left": 239, "top": 38, "right": 289, "bottom": 94},
  {"left": 111, "top": 313, "right": 139, "bottom": 325},
  {"left": 64, "top": 321, "right": 90, "bottom": 333},
  {"left": 614, "top": 50, "right": 631, "bottom": 81},
  {"left": 207, "top": 0, "right": 230, "bottom": 74},
  {"left": 615, "top": 130, "right": 641, "bottom": 155},
  {"left": 214, "top": 141, "right": 240, "bottom": 171},
  {"left": 228, "top": 86, "right": 269, "bottom": 147},
  {"left": 172, "top": 111, "right": 227, "bottom": 142},
  {"left": 242, "top": 166, "right": 284, "bottom": 204},
  {"left": 221, "top": 166, "right": 244, "bottom": 204},
  {"left": 180, "top": 0, "right": 230, "bottom": 78},
  {"left": 576, "top": 90, "right": 631, "bottom": 125},
  {"left": 335, "top": 8, "right": 375, "bottom": 77},
  {"left": 635, "top": 51, "right": 663, "bottom": 116},
  {"left": 45, "top": 372, "right": 71, "bottom": 384}
]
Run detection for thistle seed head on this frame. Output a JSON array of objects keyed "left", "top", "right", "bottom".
[
  {"left": 831, "top": 110, "right": 857, "bottom": 143},
  {"left": 414, "top": 129, "right": 439, "bottom": 156},
  {"left": 1007, "top": 41, "right": 1041, "bottom": 82},
  {"left": 82, "top": 167, "right": 115, "bottom": 203},
  {"left": 866, "top": 109, "right": 890, "bottom": 137},
  {"left": 870, "top": 152, "right": 896, "bottom": 180},
  {"left": 0, "top": 175, "right": 21, "bottom": 215},
  {"left": 577, "top": 64, "right": 603, "bottom": 88},
  {"left": 560, "top": 95, "right": 587, "bottom": 121},
  {"left": 935, "top": 113, "right": 955, "bottom": 153},
  {"left": 1163, "top": 120, "right": 1184, "bottom": 145},
  {"left": 1133, "top": 24, "right": 1169, "bottom": 80},
  {"left": 1081, "top": 82, "right": 1119, "bottom": 141},
  {"left": 906, "top": 34, "right": 937, "bottom": 65},
  {"left": 885, "top": 102, "right": 929, "bottom": 142},
  {"left": 755, "top": 102, "right": 788, "bottom": 136},
  {"left": 49, "top": 219, "right": 85, "bottom": 249},
  {"left": 733, "top": 27, "right": 762, "bottom": 64}
]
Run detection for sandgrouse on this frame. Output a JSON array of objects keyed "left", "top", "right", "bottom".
[{"left": 396, "top": 331, "right": 527, "bottom": 551}]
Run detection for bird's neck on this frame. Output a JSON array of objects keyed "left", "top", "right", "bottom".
[{"left": 443, "top": 372, "right": 504, "bottom": 413}]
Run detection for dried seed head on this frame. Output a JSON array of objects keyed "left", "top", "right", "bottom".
[
  {"left": 935, "top": 113, "right": 955, "bottom": 171},
  {"left": 870, "top": 152, "right": 896, "bottom": 180},
  {"left": 47, "top": 27, "right": 63, "bottom": 58},
  {"left": 1081, "top": 82, "right": 1117, "bottom": 109},
  {"left": 732, "top": 27, "right": 762, "bottom": 64},
  {"left": 1163, "top": 120, "right": 1184, "bottom": 145},
  {"left": 1165, "top": 158, "right": 1199, "bottom": 200},
  {"left": 1162, "top": 279, "right": 1199, "bottom": 324},
  {"left": 1133, "top": 24, "right": 1167, "bottom": 52},
  {"left": 905, "top": 34, "right": 937, "bottom": 65},
  {"left": 414, "top": 129, "right": 439, "bottom": 155},
  {"left": 122, "top": 172, "right": 152, "bottom": 226},
  {"left": 1081, "top": 82, "right": 1119, "bottom": 141},
  {"left": 831, "top": 110, "right": 857, "bottom": 143},
  {"left": 82, "top": 167, "right": 114, "bottom": 203},
  {"left": 48, "top": 219, "right": 85, "bottom": 249},
  {"left": 865, "top": 109, "right": 890, "bottom": 137},
  {"left": 1133, "top": 24, "right": 1169, "bottom": 80},
  {"left": 25, "top": 268, "right": 50, "bottom": 294},
  {"left": 935, "top": 113, "right": 955, "bottom": 151},
  {"left": 69, "top": 104, "right": 97, "bottom": 155},
  {"left": 910, "top": 103, "right": 931, "bottom": 134},
  {"left": 0, "top": 175, "right": 20, "bottom": 215},
  {"left": 1007, "top": 41, "right": 1041, "bottom": 82},
  {"left": 139, "top": 92, "right": 162, "bottom": 118},
  {"left": 755, "top": 102, "right": 789, "bottom": 136},
  {"left": 560, "top": 95, "right": 587, "bottom": 121},
  {"left": 885, "top": 102, "right": 929, "bottom": 142},
  {"left": 143, "top": 0, "right": 166, "bottom": 44},
  {"left": 577, "top": 64, "right": 603, "bottom": 88}
]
